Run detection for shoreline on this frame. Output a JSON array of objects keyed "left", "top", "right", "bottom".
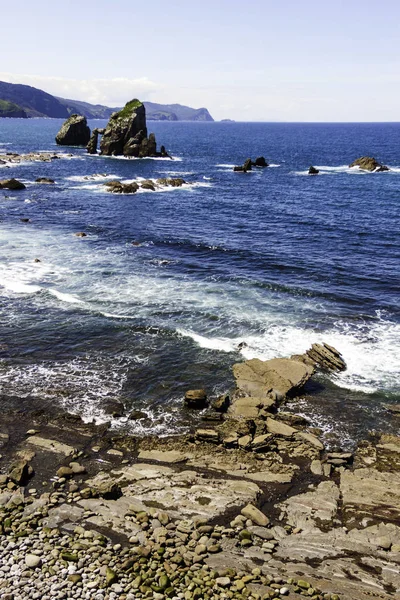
[{"left": 1, "top": 348, "right": 399, "bottom": 599}]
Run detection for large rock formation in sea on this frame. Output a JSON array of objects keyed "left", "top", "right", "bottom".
[
  {"left": 98, "top": 99, "right": 169, "bottom": 158},
  {"left": 55, "top": 115, "right": 91, "bottom": 146},
  {"left": 349, "top": 156, "right": 389, "bottom": 172}
]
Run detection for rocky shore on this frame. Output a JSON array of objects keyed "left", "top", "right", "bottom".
[{"left": 1, "top": 345, "right": 399, "bottom": 600}]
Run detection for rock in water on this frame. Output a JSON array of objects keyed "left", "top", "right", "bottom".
[
  {"left": 254, "top": 156, "right": 268, "bottom": 167},
  {"left": 349, "top": 156, "right": 389, "bottom": 172},
  {"left": 306, "top": 343, "right": 346, "bottom": 371},
  {"left": 87, "top": 128, "right": 105, "bottom": 154},
  {"left": 99, "top": 99, "right": 166, "bottom": 158},
  {"left": 0, "top": 178, "right": 26, "bottom": 190},
  {"left": 234, "top": 158, "right": 253, "bottom": 172},
  {"left": 308, "top": 165, "right": 319, "bottom": 175},
  {"left": 55, "top": 114, "right": 91, "bottom": 146}
]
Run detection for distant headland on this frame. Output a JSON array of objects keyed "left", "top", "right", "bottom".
[{"left": 0, "top": 80, "right": 214, "bottom": 122}]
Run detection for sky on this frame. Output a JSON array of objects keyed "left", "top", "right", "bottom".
[{"left": 2, "top": 0, "right": 400, "bottom": 121}]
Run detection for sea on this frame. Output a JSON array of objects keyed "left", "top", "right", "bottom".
[{"left": 0, "top": 119, "right": 399, "bottom": 448}]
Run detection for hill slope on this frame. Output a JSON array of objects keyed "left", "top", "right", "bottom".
[
  {"left": 0, "top": 99, "right": 27, "bottom": 118},
  {"left": 0, "top": 81, "right": 214, "bottom": 121},
  {"left": 0, "top": 81, "right": 69, "bottom": 118}
]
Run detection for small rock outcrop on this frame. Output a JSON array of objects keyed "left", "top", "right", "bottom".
[
  {"left": 308, "top": 166, "right": 319, "bottom": 175},
  {"left": 305, "top": 343, "right": 346, "bottom": 371},
  {"left": 234, "top": 158, "right": 252, "bottom": 173},
  {"left": 0, "top": 178, "right": 26, "bottom": 190},
  {"left": 35, "top": 177, "right": 55, "bottom": 184},
  {"left": 349, "top": 156, "right": 389, "bottom": 172},
  {"left": 87, "top": 128, "right": 105, "bottom": 154},
  {"left": 99, "top": 99, "right": 169, "bottom": 158},
  {"left": 253, "top": 156, "right": 268, "bottom": 167},
  {"left": 184, "top": 389, "right": 208, "bottom": 409},
  {"left": 55, "top": 115, "right": 91, "bottom": 146}
]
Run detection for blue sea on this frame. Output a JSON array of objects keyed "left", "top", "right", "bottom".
[{"left": 0, "top": 119, "right": 399, "bottom": 446}]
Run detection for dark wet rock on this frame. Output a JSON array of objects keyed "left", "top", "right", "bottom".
[
  {"left": 35, "top": 177, "right": 55, "bottom": 184},
  {"left": 140, "top": 180, "right": 156, "bottom": 191},
  {"left": 103, "top": 400, "right": 125, "bottom": 418},
  {"left": 305, "top": 343, "right": 346, "bottom": 372},
  {"left": 104, "top": 180, "right": 139, "bottom": 194},
  {"left": 349, "top": 156, "right": 389, "bottom": 172},
  {"left": 74, "top": 232, "right": 87, "bottom": 237},
  {"left": 55, "top": 114, "right": 91, "bottom": 146},
  {"left": 86, "top": 128, "right": 105, "bottom": 154},
  {"left": 156, "top": 177, "right": 186, "bottom": 187},
  {"left": 99, "top": 99, "right": 168, "bottom": 158},
  {"left": 20, "top": 218, "right": 30, "bottom": 223},
  {"left": 129, "top": 410, "right": 148, "bottom": 420},
  {"left": 160, "top": 145, "right": 171, "bottom": 158},
  {"left": 184, "top": 389, "right": 208, "bottom": 409},
  {"left": 253, "top": 156, "right": 268, "bottom": 167},
  {"left": 308, "top": 166, "right": 319, "bottom": 175},
  {"left": 234, "top": 158, "right": 252, "bottom": 173},
  {"left": 384, "top": 404, "right": 400, "bottom": 415},
  {"left": 0, "top": 178, "right": 26, "bottom": 190}
]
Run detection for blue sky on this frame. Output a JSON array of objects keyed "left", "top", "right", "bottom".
[{"left": 2, "top": 0, "right": 399, "bottom": 121}]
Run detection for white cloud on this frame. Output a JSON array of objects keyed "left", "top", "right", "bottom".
[{"left": 0, "top": 72, "right": 161, "bottom": 106}]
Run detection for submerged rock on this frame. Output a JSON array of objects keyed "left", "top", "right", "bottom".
[
  {"left": 308, "top": 165, "right": 319, "bottom": 175},
  {"left": 55, "top": 114, "right": 91, "bottom": 146},
  {"left": 35, "top": 177, "right": 55, "bottom": 184},
  {"left": 0, "top": 178, "right": 26, "bottom": 190},
  {"left": 349, "top": 156, "right": 389, "bottom": 172}
]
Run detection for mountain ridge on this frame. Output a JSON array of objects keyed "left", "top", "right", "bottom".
[{"left": 0, "top": 81, "right": 214, "bottom": 121}]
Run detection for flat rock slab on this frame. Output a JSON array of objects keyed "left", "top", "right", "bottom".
[
  {"left": 341, "top": 468, "right": 400, "bottom": 522},
  {"left": 26, "top": 436, "right": 75, "bottom": 456},
  {"left": 280, "top": 481, "right": 340, "bottom": 531},
  {"left": 86, "top": 463, "right": 261, "bottom": 520},
  {"left": 137, "top": 450, "right": 191, "bottom": 463},
  {"left": 233, "top": 357, "right": 313, "bottom": 398}
]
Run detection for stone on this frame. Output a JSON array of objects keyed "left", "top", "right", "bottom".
[
  {"left": 241, "top": 504, "right": 270, "bottom": 526},
  {"left": 308, "top": 165, "right": 319, "bottom": 175},
  {"left": 185, "top": 389, "right": 208, "bottom": 409},
  {"left": 8, "top": 460, "right": 33, "bottom": 485},
  {"left": 349, "top": 156, "right": 389, "bottom": 172},
  {"left": 26, "top": 436, "right": 74, "bottom": 456},
  {"left": 306, "top": 343, "right": 346, "bottom": 372},
  {"left": 55, "top": 114, "right": 91, "bottom": 146},
  {"left": 138, "top": 450, "right": 189, "bottom": 463},
  {"left": 104, "top": 180, "right": 139, "bottom": 194},
  {"left": 0, "top": 178, "right": 26, "bottom": 190},
  {"left": 88, "top": 473, "right": 122, "bottom": 500},
  {"left": 233, "top": 357, "right": 314, "bottom": 399},
  {"left": 229, "top": 395, "right": 275, "bottom": 419},
  {"left": 87, "top": 128, "right": 105, "bottom": 154},
  {"left": 233, "top": 158, "right": 252, "bottom": 173},
  {"left": 340, "top": 468, "right": 400, "bottom": 522},
  {"left": 212, "top": 393, "right": 230, "bottom": 412},
  {"left": 56, "top": 466, "right": 74, "bottom": 478},
  {"left": 25, "top": 554, "right": 42, "bottom": 568},
  {"left": 75, "top": 231, "right": 87, "bottom": 237},
  {"left": 216, "top": 576, "right": 231, "bottom": 587},
  {"left": 195, "top": 429, "right": 220, "bottom": 444},
  {"left": 103, "top": 400, "right": 125, "bottom": 417},
  {"left": 295, "top": 431, "right": 324, "bottom": 450},
  {"left": 35, "top": 177, "right": 55, "bottom": 184}
]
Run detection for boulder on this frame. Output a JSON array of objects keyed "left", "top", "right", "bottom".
[
  {"left": 212, "top": 393, "right": 230, "bottom": 412},
  {"left": 184, "top": 389, "right": 208, "bottom": 409},
  {"left": 87, "top": 473, "right": 122, "bottom": 500},
  {"left": 0, "top": 178, "right": 26, "bottom": 190},
  {"left": 100, "top": 99, "right": 167, "bottom": 158},
  {"left": 233, "top": 357, "right": 314, "bottom": 399},
  {"left": 140, "top": 180, "right": 156, "bottom": 191},
  {"left": 308, "top": 166, "right": 319, "bottom": 175},
  {"left": 35, "top": 177, "right": 55, "bottom": 184},
  {"left": 253, "top": 156, "right": 268, "bottom": 167},
  {"left": 8, "top": 460, "right": 33, "bottom": 485},
  {"left": 349, "top": 156, "right": 389, "bottom": 172},
  {"left": 241, "top": 503, "right": 270, "bottom": 526},
  {"left": 55, "top": 114, "right": 91, "bottom": 146},
  {"left": 305, "top": 343, "right": 346, "bottom": 372}
]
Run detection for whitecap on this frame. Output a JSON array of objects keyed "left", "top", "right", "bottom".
[{"left": 48, "top": 289, "right": 84, "bottom": 304}]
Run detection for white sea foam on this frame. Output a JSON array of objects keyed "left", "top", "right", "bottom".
[
  {"left": 65, "top": 174, "right": 119, "bottom": 182},
  {"left": 48, "top": 289, "right": 84, "bottom": 304}
]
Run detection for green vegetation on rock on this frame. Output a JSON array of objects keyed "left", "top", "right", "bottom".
[{"left": 113, "top": 99, "right": 143, "bottom": 120}]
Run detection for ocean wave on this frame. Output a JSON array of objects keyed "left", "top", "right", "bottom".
[
  {"left": 65, "top": 173, "right": 119, "bottom": 182},
  {"left": 88, "top": 154, "right": 183, "bottom": 162}
]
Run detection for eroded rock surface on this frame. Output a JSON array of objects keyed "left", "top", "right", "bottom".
[{"left": 55, "top": 114, "right": 91, "bottom": 146}]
